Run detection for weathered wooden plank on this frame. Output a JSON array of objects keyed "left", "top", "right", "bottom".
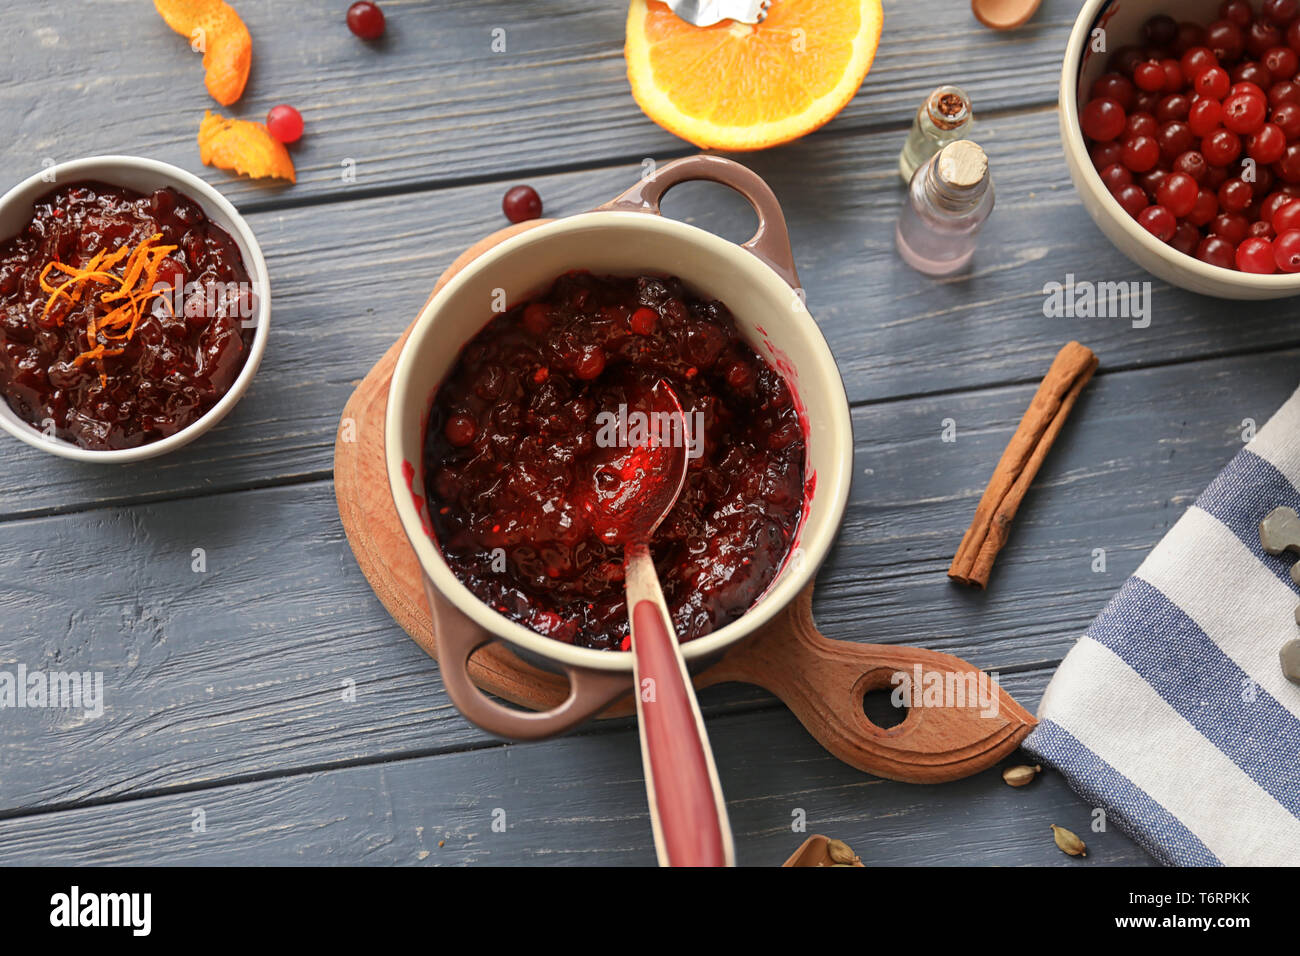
[
  {"left": 0, "top": 667, "right": 1153, "bottom": 866},
  {"left": 3, "top": 108, "right": 1300, "bottom": 517},
  {"left": 0, "top": 0, "right": 1081, "bottom": 206},
  {"left": 0, "top": 349, "right": 1292, "bottom": 813}
]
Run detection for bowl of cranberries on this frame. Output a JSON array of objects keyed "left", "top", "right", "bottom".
[
  {"left": 1064, "top": 0, "right": 1300, "bottom": 297},
  {"left": 385, "top": 156, "right": 854, "bottom": 740},
  {"left": 0, "top": 155, "right": 271, "bottom": 461}
]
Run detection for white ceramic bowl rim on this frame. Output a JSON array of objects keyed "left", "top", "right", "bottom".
[
  {"left": 1063, "top": 0, "right": 1300, "bottom": 292},
  {"left": 0, "top": 155, "right": 271, "bottom": 463},
  {"left": 386, "top": 210, "right": 854, "bottom": 674}
]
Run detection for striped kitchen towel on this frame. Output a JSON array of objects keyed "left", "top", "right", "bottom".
[{"left": 1023, "top": 385, "right": 1300, "bottom": 867}]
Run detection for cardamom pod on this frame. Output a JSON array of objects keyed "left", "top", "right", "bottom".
[
  {"left": 826, "top": 838, "right": 859, "bottom": 865},
  {"left": 1051, "top": 824, "right": 1087, "bottom": 857},
  {"left": 1002, "top": 764, "right": 1042, "bottom": 787}
]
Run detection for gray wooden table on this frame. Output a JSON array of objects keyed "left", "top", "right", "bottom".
[{"left": 1, "top": 0, "right": 1294, "bottom": 866}]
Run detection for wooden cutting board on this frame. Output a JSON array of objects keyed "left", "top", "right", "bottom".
[{"left": 332, "top": 222, "right": 1037, "bottom": 783}]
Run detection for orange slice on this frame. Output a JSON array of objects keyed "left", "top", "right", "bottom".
[
  {"left": 625, "top": 0, "right": 883, "bottom": 151},
  {"left": 198, "top": 111, "right": 296, "bottom": 183},
  {"left": 155, "top": 0, "right": 252, "bottom": 106}
]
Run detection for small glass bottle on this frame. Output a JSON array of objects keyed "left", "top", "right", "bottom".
[
  {"left": 895, "top": 139, "right": 994, "bottom": 277},
  {"left": 898, "top": 85, "right": 974, "bottom": 184}
]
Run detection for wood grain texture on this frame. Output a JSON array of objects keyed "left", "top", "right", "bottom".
[
  {"left": 0, "top": 667, "right": 1153, "bottom": 867},
  {"left": 0, "top": 0, "right": 1082, "bottom": 206},
  {"left": 3, "top": 111, "right": 1300, "bottom": 519},
  {"left": 1, "top": 350, "right": 1294, "bottom": 815}
]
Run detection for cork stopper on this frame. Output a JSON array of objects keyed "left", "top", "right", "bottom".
[{"left": 936, "top": 140, "right": 988, "bottom": 190}]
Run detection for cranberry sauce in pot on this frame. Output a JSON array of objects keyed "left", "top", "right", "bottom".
[
  {"left": 0, "top": 181, "right": 255, "bottom": 450},
  {"left": 423, "top": 272, "right": 806, "bottom": 651}
]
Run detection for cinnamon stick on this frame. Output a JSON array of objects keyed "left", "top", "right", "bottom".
[{"left": 948, "top": 341, "right": 1099, "bottom": 588}]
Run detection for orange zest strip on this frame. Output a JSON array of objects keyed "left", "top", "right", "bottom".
[{"left": 39, "top": 234, "right": 180, "bottom": 387}]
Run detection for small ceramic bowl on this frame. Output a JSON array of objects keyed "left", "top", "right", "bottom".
[
  {"left": 1062, "top": 0, "right": 1300, "bottom": 299},
  {"left": 0, "top": 155, "right": 271, "bottom": 462},
  {"left": 386, "top": 155, "right": 855, "bottom": 740}
]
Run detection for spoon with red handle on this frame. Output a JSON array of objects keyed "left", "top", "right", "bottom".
[{"left": 585, "top": 378, "right": 734, "bottom": 867}]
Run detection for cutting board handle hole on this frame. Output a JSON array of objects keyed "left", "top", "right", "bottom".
[{"left": 861, "top": 689, "right": 908, "bottom": 730}]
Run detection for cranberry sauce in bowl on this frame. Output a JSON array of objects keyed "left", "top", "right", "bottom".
[
  {"left": 422, "top": 271, "right": 806, "bottom": 651},
  {"left": 0, "top": 180, "right": 255, "bottom": 450}
]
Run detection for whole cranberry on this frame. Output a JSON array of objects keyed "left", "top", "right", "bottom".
[
  {"left": 444, "top": 413, "right": 477, "bottom": 447},
  {"left": 1219, "top": 176, "right": 1254, "bottom": 211},
  {"left": 1157, "top": 120, "right": 1195, "bottom": 159},
  {"left": 1220, "top": 1, "right": 1254, "bottom": 29},
  {"left": 1206, "top": 20, "right": 1246, "bottom": 64},
  {"left": 1175, "top": 22, "right": 1207, "bottom": 56},
  {"left": 1134, "top": 60, "right": 1166, "bottom": 91},
  {"left": 1189, "top": 187, "right": 1220, "bottom": 226},
  {"left": 1158, "top": 171, "right": 1200, "bottom": 216},
  {"left": 1145, "top": 14, "right": 1179, "bottom": 48},
  {"left": 1181, "top": 46, "right": 1219, "bottom": 81},
  {"left": 1262, "top": 190, "right": 1296, "bottom": 222},
  {"left": 1138, "top": 204, "right": 1178, "bottom": 241},
  {"left": 1171, "top": 220, "right": 1202, "bottom": 255},
  {"left": 1272, "top": 101, "right": 1300, "bottom": 137},
  {"left": 1112, "top": 183, "right": 1150, "bottom": 217},
  {"left": 1212, "top": 211, "right": 1251, "bottom": 242},
  {"left": 1250, "top": 123, "right": 1288, "bottom": 163},
  {"left": 1140, "top": 167, "right": 1169, "bottom": 199},
  {"left": 1273, "top": 197, "right": 1300, "bottom": 231},
  {"left": 502, "top": 185, "right": 543, "bottom": 223},
  {"left": 1092, "top": 72, "right": 1137, "bottom": 109},
  {"left": 1246, "top": 21, "right": 1283, "bottom": 59},
  {"left": 1278, "top": 142, "right": 1300, "bottom": 181},
  {"left": 1265, "top": 45, "right": 1300, "bottom": 79},
  {"left": 1122, "top": 133, "right": 1159, "bottom": 173},
  {"left": 1236, "top": 235, "right": 1278, "bottom": 271},
  {"left": 347, "top": 1, "right": 386, "bottom": 40},
  {"left": 1203, "top": 127, "right": 1244, "bottom": 165},
  {"left": 1126, "top": 111, "right": 1158, "bottom": 138},
  {"left": 1264, "top": 0, "right": 1299, "bottom": 26},
  {"left": 1222, "top": 91, "right": 1268, "bottom": 134},
  {"left": 1156, "top": 93, "right": 1191, "bottom": 122},
  {"left": 1275, "top": 227, "right": 1300, "bottom": 270},
  {"left": 1092, "top": 140, "right": 1125, "bottom": 169},
  {"left": 265, "top": 104, "right": 304, "bottom": 144},
  {"left": 1082, "top": 97, "right": 1127, "bottom": 141},
  {"left": 1196, "top": 65, "right": 1232, "bottom": 98},
  {"left": 1174, "top": 149, "right": 1208, "bottom": 181},
  {"left": 1269, "top": 80, "right": 1300, "bottom": 106},
  {"left": 1196, "top": 234, "right": 1237, "bottom": 268},
  {"left": 1232, "top": 60, "right": 1273, "bottom": 89},
  {"left": 1111, "top": 45, "right": 1146, "bottom": 77},
  {"left": 1189, "top": 97, "right": 1224, "bottom": 136}
]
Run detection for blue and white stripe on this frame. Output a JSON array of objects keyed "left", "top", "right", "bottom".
[{"left": 1024, "top": 386, "right": 1300, "bottom": 867}]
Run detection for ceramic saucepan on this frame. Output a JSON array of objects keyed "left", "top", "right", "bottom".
[{"left": 386, "top": 155, "right": 854, "bottom": 739}]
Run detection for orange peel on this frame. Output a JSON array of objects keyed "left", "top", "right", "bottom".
[
  {"left": 198, "top": 111, "right": 297, "bottom": 183},
  {"left": 154, "top": 0, "right": 252, "bottom": 106}
]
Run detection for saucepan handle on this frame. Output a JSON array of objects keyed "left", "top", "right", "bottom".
[
  {"left": 598, "top": 155, "right": 802, "bottom": 289},
  {"left": 423, "top": 576, "right": 630, "bottom": 741}
]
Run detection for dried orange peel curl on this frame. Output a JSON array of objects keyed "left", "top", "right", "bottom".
[
  {"left": 154, "top": 0, "right": 252, "bottom": 106},
  {"left": 38, "top": 234, "right": 179, "bottom": 387},
  {"left": 199, "top": 111, "right": 297, "bottom": 183}
]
